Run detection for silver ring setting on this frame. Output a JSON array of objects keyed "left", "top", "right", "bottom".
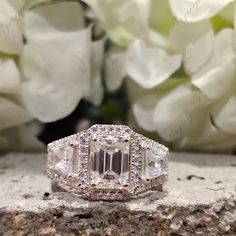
[{"left": 47, "top": 124, "right": 169, "bottom": 201}]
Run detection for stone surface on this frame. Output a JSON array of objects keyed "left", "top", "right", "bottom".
[{"left": 0, "top": 152, "right": 235, "bottom": 235}]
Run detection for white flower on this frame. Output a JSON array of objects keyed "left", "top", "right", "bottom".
[
  {"left": 169, "top": 0, "right": 234, "bottom": 22},
  {"left": 90, "top": 0, "right": 236, "bottom": 152},
  {"left": 86, "top": 4, "right": 178, "bottom": 82},
  {"left": 82, "top": 0, "right": 151, "bottom": 47},
  {"left": 105, "top": 40, "right": 182, "bottom": 90},
  {"left": 132, "top": 26, "right": 236, "bottom": 151},
  {"left": 188, "top": 29, "right": 236, "bottom": 99},
  {"left": 126, "top": 40, "right": 181, "bottom": 88},
  {"left": 21, "top": 1, "right": 104, "bottom": 122},
  {"left": 103, "top": 0, "right": 215, "bottom": 91},
  {"left": 186, "top": 28, "right": 236, "bottom": 136},
  {"left": 0, "top": 0, "right": 104, "bottom": 150},
  {"left": 0, "top": 0, "right": 23, "bottom": 54},
  {"left": 132, "top": 78, "right": 236, "bottom": 152},
  {"left": 0, "top": 0, "right": 35, "bottom": 151}
]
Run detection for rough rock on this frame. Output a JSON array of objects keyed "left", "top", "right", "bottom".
[{"left": 0, "top": 152, "right": 235, "bottom": 235}]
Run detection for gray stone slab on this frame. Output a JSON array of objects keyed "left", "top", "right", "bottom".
[{"left": 0, "top": 152, "right": 235, "bottom": 235}]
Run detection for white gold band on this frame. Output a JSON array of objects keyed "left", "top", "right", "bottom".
[{"left": 47, "top": 124, "right": 169, "bottom": 201}]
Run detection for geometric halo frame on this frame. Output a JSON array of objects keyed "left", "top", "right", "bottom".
[{"left": 47, "top": 124, "right": 169, "bottom": 201}]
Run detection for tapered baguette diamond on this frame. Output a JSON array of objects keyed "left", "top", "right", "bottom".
[
  {"left": 89, "top": 135, "right": 130, "bottom": 188},
  {"left": 53, "top": 146, "right": 74, "bottom": 174},
  {"left": 142, "top": 149, "right": 163, "bottom": 180}
]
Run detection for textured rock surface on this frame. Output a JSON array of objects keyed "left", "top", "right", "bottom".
[{"left": 0, "top": 152, "right": 235, "bottom": 235}]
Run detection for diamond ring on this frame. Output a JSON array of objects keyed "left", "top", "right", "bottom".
[{"left": 47, "top": 124, "right": 169, "bottom": 201}]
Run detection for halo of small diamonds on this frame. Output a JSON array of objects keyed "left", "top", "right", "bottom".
[{"left": 47, "top": 124, "right": 169, "bottom": 200}]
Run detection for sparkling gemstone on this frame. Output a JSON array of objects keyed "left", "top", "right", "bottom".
[
  {"left": 142, "top": 149, "right": 163, "bottom": 180},
  {"left": 53, "top": 146, "right": 75, "bottom": 174},
  {"left": 89, "top": 135, "right": 130, "bottom": 188}
]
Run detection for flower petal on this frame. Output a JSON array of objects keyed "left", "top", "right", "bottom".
[
  {"left": 132, "top": 94, "right": 159, "bottom": 132},
  {"left": 21, "top": 28, "right": 91, "bottom": 122},
  {"left": 24, "top": 0, "right": 51, "bottom": 9},
  {"left": 7, "top": 0, "right": 24, "bottom": 11},
  {"left": 0, "top": 96, "right": 33, "bottom": 131},
  {"left": 22, "top": 2, "right": 91, "bottom": 122},
  {"left": 169, "top": 20, "right": 213, "bottom": 53},
  {"left": 169, "top": 0, "right": 233, "bottom": 22},
  {"left": 234, "top": 3, "right": 236, "bottom": 28},
  {"left": 105, "top": 50, "right": 127, "bottom": 91},
  {"left": 83, "top": 0, "right": 150, "bottom": 46},
  {"left": 149, "top": 0, "right": 175, "bottom": 36},
  {"left": 126, "top": 40, "right": 181, "bottom": 88},
  {"left": 8, "top": 0, "right": 49, "bottom": 11},
  {"left": 0, "top": 0, "right": 23, "bottom": 54},
  {"left": 184, "top": 30, "right": 214, "bottom": 75},
  {"left": 191, "top": 29, "right": 236, "bottom": 99},
  {"left": 86, "top": 39, "right": 104, "bottom": 105},
  {"left": 23, "top": 1, "right": 84, "bottom": 42},
  {"left": 175, "top": 112, "right": 236, "bottom": 152},
  {"left": 219, "top": 2, "right": 235, "bottom": 22},
  {"left": 153, "top": 83, "right": 210, "bottom": 141},
  {"left": 212, "top": 94, "right": 236, "bottom": 135},
  {"left": 193, "top": 62, "right": 235, "bottom": 99},
  {"left": 0, "top": 59, "right": 21, "bottom": 94}
]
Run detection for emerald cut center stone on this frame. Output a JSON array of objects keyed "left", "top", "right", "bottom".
[{"left": 89, "top": 135, "right": 130, "bottom": 188}]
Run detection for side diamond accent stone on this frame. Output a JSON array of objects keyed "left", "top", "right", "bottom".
[
  {"left": 142, "top": 148, "right": 163, "bottom": 180},
  {"left": 53, "top": 146, "right": 75, "bottom": 175}
]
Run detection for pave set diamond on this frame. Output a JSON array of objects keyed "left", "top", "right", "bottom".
[{"left": 47, "top": 125, "right": 169, "bottom": 200}]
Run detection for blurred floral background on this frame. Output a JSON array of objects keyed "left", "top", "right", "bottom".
[{"left": 1, "top": 0, "right": 236, "bottom": 153}]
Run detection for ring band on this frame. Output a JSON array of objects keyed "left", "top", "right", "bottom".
[{"left": 47, "top": 124, "right": 169, "bottom": 201}]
